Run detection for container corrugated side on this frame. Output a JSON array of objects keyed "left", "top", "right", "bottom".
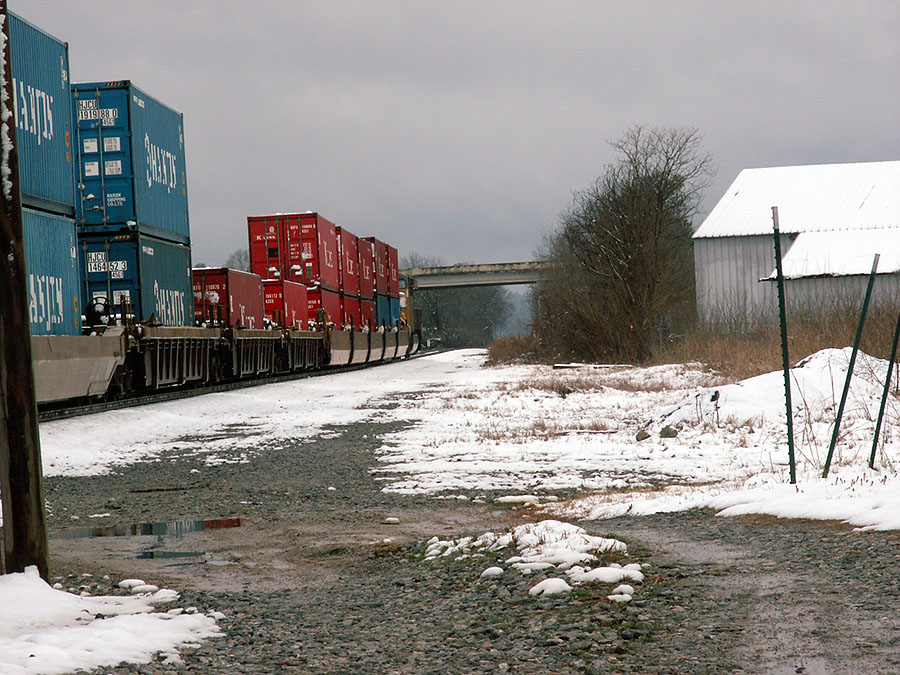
[
  {"left": 73, "top": 81, "right": 189, "bottom": 243},
  {"left": 387, "top": 245, "right": 399, "bottom": 297},
  {"left": 336, "top": 227, "right": 360, "bottom": 296},
  {"left": 300, "top": 213, "right": 339, "bottom": 291},
  {"left": 307, "top": 287, "right": 341, "bottom": 325},
  {"left": 79, "top": 232, "right": 192, "bottom": 325},
  {"left": 389, "top": 296, "right": 401, "bottom": 327},
  {"left": 263, "top": 279, "right": 307, "bottom": 328},
  {"left": 375, "top": 293, "right": 391, "bottom": 327},
  {"left": 192, "top": 268, "right": 264, "bottom": 329},
  {"left": 340, "top": 293, "right": 361, "bottom": 328},
  {"left": 360, "top": 298, "right": 375, "bottom": 329},
  {"left": 10, "top": 13, "right": 75, "bottom": 215},
  {"left": 365, "top": 237, "right": 389, "bottom": 295},
  {"left": 23, "top": 208, "right": 80, "bottom": 336},
  {"left": 248, "top": 215, "right": 285, "bottom": 279},
  {"left": 357, "top": 237, "right": 375, "bottom": 298}
]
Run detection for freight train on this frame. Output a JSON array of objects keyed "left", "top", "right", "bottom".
[{"left": 10, "top": 12, "right": 419, "bottom": 409}]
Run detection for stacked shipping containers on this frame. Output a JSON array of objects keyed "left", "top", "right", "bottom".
[
  {"left": 11, "top": 13, "right": 81, "bottom": 336},
  {"left": 247, "top": 213, "right": 402, "bottom": 329},
  {"left": 336, "top": 226, "right": 360, "bottom": 328},
  {"left": 387, "top": 244, "right": 400, "bottom": 327},
  {"left": 72, "top": 80, "right": 192, "bottom": 325},
  {"left": 300, "top": 213, "right": 340, "bottom": 324},
  {"left": 363, "top": 237, "right": 401, "bottom": 328},
  {"left": 247, "top": 212, "right": 341, "bottom": 325},
  {"left": 357, "top": 237, "right": 376, "bottom": 329}
]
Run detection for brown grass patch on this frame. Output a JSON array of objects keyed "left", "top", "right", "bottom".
[
  {"left": 486, "top": 335, "right": 537, "bottom": 365},
  {"left": 652, "top": 303, "right": 900, "bottom": 381}
]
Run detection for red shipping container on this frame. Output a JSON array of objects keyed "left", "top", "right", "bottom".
[
  {"left": 340, "top": 293, "right": 362, "bottom": 328},
  {"left": 247, "top": 214, "right": 285, "bottom": 280},
  {"left": 307, "top": 287, "right": 342, "bottom": 326},
  {"left": 193, "top": 267, "right": 265, "bottom": 329},
  {"left": 247, "top": 212, "right": 339, "bottom": 290},
  {"left": 359, "top": 297, "right": 375, "bottom": 329},
  {"left": 386, "top": 245, "right": 400, "bottom": 297},
  {"left": 300, "top": 213, "right": 339, "bottom": 291},
  {"left": 364, "top": 237, "right": 389, "bottom": 295},
  {"left": 357, "top": 237, "right": 375, "bottom": 299},
  {"left": 336, "top": 226, "right": 360, "bottom": 296},
  {"left": 263, "top": 279, "right": 308, "bottom": 329}
]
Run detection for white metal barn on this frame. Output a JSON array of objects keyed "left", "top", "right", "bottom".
[{"left": 692, "top": 160, "right": 900, "bottom": 328}]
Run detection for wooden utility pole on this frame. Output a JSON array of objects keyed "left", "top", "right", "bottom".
[{"left": 0, "top": 1, "right": 50, "bottom": 579}]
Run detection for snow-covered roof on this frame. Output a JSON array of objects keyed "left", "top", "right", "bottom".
[
  {"left": 694, "top": 160, "right": 900, "bottom": 239},
  {"left": 765, "top": 229, "right": 900, "bottom": 280}
]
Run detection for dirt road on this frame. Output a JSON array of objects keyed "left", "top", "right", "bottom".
[{"left": 43, "top": 419, "right": 900, "bottom": 673}]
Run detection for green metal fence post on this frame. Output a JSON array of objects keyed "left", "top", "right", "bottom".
[
  {"left": 771, "top": 207, "right": 795, "bottom": 484},
  {"left": 869, "top": 297, "right": 900, "bottom": 469},
  {"left": 823, "top": 254, "right": 880, "bottom": 478}
]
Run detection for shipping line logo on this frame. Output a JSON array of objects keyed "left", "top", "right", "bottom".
[
  {"left": 29, "top": 274, "right": 65, "bottom": 331},
  {"left": 154, "top": 281, "right": 186, "bottom": 326},
  {"left": 14, "top": 78, "right": 54, "bottom": 145},
  {"left": 145, "top": 133, "right": 178, "bottom": 193}
]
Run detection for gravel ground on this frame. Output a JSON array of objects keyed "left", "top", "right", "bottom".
[{"left": 39, "top": 416, "right": 900, "bottom": 674}]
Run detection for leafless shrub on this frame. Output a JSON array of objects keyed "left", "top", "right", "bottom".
[{"left": 486, "top": 335, "right": 537, "bottom": 365}]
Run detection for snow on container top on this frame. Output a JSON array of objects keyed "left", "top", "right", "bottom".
[
  {"left": 10, "top": 13, "right": 76, "bottom": 216},
  {"left": 363, "top": 237, "right": 389, "bottom": 295},
  {"left": 192, "top": 267, "right": 264, "bottom": 329},
  {"left": 336, "top": 226, "right": 360, "bottom": 296},
  {"left": 357, "top": 236, "right": 375, "bottom": 299},
  {"left": 72, "top": 80, "right": 189, "bottom": 244}
]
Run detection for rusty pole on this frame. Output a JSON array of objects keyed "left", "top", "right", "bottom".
[{"left": 0, "top": 2, "right": 50, "bottom": 579}]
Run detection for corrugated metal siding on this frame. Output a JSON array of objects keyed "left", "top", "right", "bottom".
[
  {"left": 696, "top": 233, "right": 900, "bottom": 328},
  {"left": 73, "top": 81, "right": 189, "bottom": 243},
  {"left": 23, "top": 208, "right": 81, "bottom": 336},
  {"left": 784, "top": 275, "right": 900, "bottom": 315},
  {"left": 694, "top": 234, "right": 789, "bottom": 327},
  {"left": 694, "top": 161, "right": 900, "bottom": 239},
  {"left": 79, "top": 232, "right": 192, "bottom": 325},
  {"left": 10, "top": 14, "right": 76, "bottom": 215}
]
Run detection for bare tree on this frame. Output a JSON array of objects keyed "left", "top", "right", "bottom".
[
  {"left": 224, "top": 248, "right": 250, "bottom": 271},
  {"left": 536, "top": 126, "right": 713, "bottom": 362}
]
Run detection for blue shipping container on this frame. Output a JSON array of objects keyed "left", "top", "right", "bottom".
[
  {"left": 375, "top": 294, "right": 390, "bottom": 328},
  {"left": 10, "top": 13, "right": 76, "bottom": 216},
  {"left": 78, "top": 232, "right": 193, "bottom": 326},
  {"left": 23, "top": 208, "right": 81, "bottom": 336},
  {"left": 73, "top": 81, "right": 190, "bottom": 244},
  {"left": 389, "top": 296, "right": 400, "bottom": 327}
]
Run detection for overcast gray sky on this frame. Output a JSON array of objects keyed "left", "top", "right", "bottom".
[{"left": 15, "top": 1, "right": 900, "bottom": 267}]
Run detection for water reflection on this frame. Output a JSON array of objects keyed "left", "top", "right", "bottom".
[{"left": 58, "top": 517, "right": 244, "bottom": 539}]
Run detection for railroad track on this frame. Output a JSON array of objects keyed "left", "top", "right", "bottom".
[{"left": 38, "top": 349, "right": 445, "bottom": 422}]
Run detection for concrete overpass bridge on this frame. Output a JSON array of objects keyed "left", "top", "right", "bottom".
[{"left": 400, "top": 261, "right": 548, "bottom": 289}]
